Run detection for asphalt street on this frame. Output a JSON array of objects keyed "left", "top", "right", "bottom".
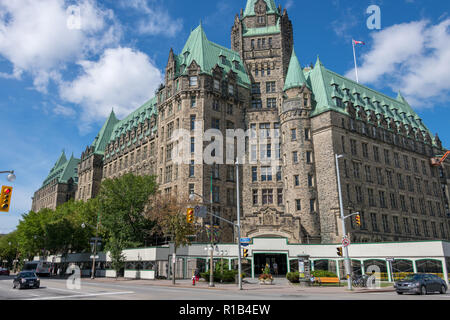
[{"left": 1, "top": 275, "right": 450, "bottom": 300}]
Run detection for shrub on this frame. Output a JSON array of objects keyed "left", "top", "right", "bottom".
[
  {"left": 286, "top": 272, "right": 300, "bottom": 283},
  {"left": 312, "top": 270, "right": 338, "bottom": 278}
]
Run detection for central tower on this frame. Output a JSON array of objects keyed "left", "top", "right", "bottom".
[{"left": 232, "top": 1, "right": 307, "bottom": 242}]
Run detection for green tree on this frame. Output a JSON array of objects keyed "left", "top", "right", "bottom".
[
  {"left": 98, "top": 174, "right": 158, "bottom": 248},
  {"left": 107, "top": 236, "right": 126, "bottom": 279},
  {"left": 145, "top": 195, "right": 197, "bottom": 284},
  {"left": 0, "top": 231, "right": 20, "bottom": 270}
]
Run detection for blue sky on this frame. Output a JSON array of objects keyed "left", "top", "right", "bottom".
[{"left": 0, "top": 0, "right": 449, "bottom": 233}]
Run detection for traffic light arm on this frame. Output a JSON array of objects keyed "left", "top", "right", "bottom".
[
  {"left": 205, "top": 211, "right": 237, "bottom": 227},
  {"left": 343, "top": 212, "right": 360, "bottom": 220}
]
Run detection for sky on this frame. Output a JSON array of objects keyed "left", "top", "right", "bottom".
[{"left": 0, "top": 0, "right": 449, "bottom": 233}]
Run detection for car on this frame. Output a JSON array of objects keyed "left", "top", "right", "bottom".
[
  {"left": 12, "top": 272, "right": 40, "bottom": 290},
  {"left": 0, "top": 268, "right": 10, "bottom": 276},
  {"left": 395, "top": 273, "right": 447, "bottom": 295}
]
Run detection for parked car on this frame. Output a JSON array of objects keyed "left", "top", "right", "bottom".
[
  {"left": 395, "top": 274, "right": 447, "bottom": 295},
  {"left": 22, "top": 261, "right": 52, "bottom": 277},
  {"left": 0, "top": 268, "right": 10, "bottom": 276},
  {"left": 12, "top": 272, "right": 40, "bottom": 290}
]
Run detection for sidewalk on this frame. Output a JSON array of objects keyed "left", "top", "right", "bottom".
[{"left": 82, "top": 277, "right": 395, "bottom": 294}]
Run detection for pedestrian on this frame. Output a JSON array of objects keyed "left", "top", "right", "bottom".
[
  {"left": 194, "top": 268, "right": 200, "bottom": 282},
  {"left": 273, "top": 262, "right": 278, "bottom": 276}
]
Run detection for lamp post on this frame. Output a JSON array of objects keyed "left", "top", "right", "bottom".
[
  {"left": 335, "top": 154, "right": 353, "bottom": 291},
  {"left": 81, "top": 219, "right": 100, "bottom": 280},
  {"left": 0, "top": 171, "right": 16, "bottom": 182}
]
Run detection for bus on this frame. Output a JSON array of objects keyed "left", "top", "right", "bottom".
[{"left": 23, "top": 261, "right": 52, "bottom": 277}]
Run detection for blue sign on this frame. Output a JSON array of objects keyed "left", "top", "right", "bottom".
[{"left": 240, "top": 238, "right": 251, "bottom": 246}]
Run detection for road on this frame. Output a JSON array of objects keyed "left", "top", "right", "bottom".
[{"left": 1, "top": 275, "right": 449, "bottom": 300}]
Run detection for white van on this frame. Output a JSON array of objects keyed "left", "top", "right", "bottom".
[{"left": 23, "top": 261, "right": 52, "bottom": 277}]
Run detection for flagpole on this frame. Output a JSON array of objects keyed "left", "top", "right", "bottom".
[{"left": 352, "top": 39, "right": 359, "bottom": 83}]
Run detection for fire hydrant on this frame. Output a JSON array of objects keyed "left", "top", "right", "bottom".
[{"left": 192, "top": 276, "right": 196, "bottom": 286}]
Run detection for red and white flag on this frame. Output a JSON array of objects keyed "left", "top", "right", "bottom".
[{"left": 353, "top": 40, "right": 365, "bottom": 45}]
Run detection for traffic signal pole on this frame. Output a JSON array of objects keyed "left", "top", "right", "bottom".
[
  {"left": 236, "top": 159, "right": 243, "bottom": 290},
  {"left": 336, "top": 154, "right": 353, "bottom": 291}
]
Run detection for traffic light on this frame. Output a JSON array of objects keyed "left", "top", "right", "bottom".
[
  {"left": 243, "top": 249, "right": 249, "bottom": 258},
  {"left": 355, "top": 214, "right": 361, "bottom": 227},
  {"left": 0, "top": 186, "right": 13, "bottom": 213},
  {"left": 337, "top": 247, "right": 343, "bottom": 257},
  {"left": 186, "top": 208, "right": 194, "bottom": 224}
]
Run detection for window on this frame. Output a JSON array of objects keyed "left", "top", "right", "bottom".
[
  {"left": 227, "top": 104, "right": 233, "bottom": 115},
  {"left": 431, "top": 222, "right": 438, "bottom": 238},
  {"left": 214, "top": 79, "right": 220, "bottom": 90},
  {"left": 212, "top": 186, "right": 220, "bottom": 203},
  {"left": 368, "top": 189, "right": 376, "bottom": 207},
  {"left": 190, "top": 137, "right": 195, "bottom": 153},
  {"left": 308, "top": 174, "right": 314, "bottom": 187},
  {"left": 384, "top": 149, "right": 390, "bottom": 165},
  {"left": 310, "top": 199, "right": 316, "bottom": 213},
  {"left": 422, "top": 220, "right": 429, "bottom": 237},
  {"left": 250, "top": 145, "right": 257, "bottom": 162},
  {"left": 306, "top": 151, "right": 313, "bottom": 164},
  {"left": 189, "top": 76, "right": 198, "bottom": 87},
  {"left": 190, "top": 115, "right": 196, "bottom": 131},
  {"left": 252, "top": 190, "right": 258, "bottom": 205},
  {"left": 352, "top": 162, "right": 361, "bottom": 179},
  {"left": 403, "top": 218, "right": 411, "bottom": 234},
  {"left": 410, "top": 197, "right": 417, "bottom": 213},
  {"left": 259, "top": 123, "right": 270, "bottom": 138},
  {"left": 262, "top": 189, "right": 273, "bottom": 205},
  {"left": 356, "top": 186, "right": 363, "bottom": 204},
  {"left": 267, "top": 98, "right": 277, "bottom": 108},
  {"left": 400, "top": 195, "right": 407, "bottom": 212},
  {"left": 191, "top": 96, "right": 196, "bottom": 108},
  {"left": 304, "top": 128, "right": 311, "bottom": 141},
  {"left": 296, "top": 199, "right": 301, "bottom": 211},
  {"left": 382, "top": 215, "right": 390, "bottom": 233},
  {"left": 379, "top": 191, "right": 387, "bottom": 208},
  {"left": 397, "top": 174, "right": 405, "bottom": 190},
  {"left": 260, "top": 144, "right": 271, "bottom": 160},
  {"left": 371, "top": 213, "right": 379, "bottom": 231},
  {"left": 226, "top": 165, "right": 235, "bottom": 181},
  {"left": 252, "top": 167, "right": 258, "bottom": 182},
  {"left": 294, "top": 175, "right": 300, "bottom": 187},
  {"left": 212, "top": 118, "right": 220, "bottom": 130},
  {"left": 390, "top": 193, "right": 398, "bottom": 209},
  {"left": 365, "top": 166, "right": 372, "bottom": 183},
  {"left": 291, "top": 129, "right": 297, "bottom": 141},
  {"left": 227, "top": 189, "right": 236, "bottom": 206},
  {"left": 277, "top": 189, "right": 283, "bottom": 205},
  {"left": 386, "top": 170, "right": 393, "bottom": 187},
  {"left": 276, "top": 166, "right": 282, "bottom": 181},
  {"left": 394, "top": 153, "right": 400, "bottom": 168},
  {"left": 362, "top": 143, "right": 369, "bottom": 158},
  {"left": 393, "top": 216, "right": 400, "bottom": 233},
  {"left": 261, "top": 167, "right": 273, "bottom": 182},
  {"left": 373, "top": 146, "right": 380, "bottom": 162},
  {"left": 266, "top": 82, "right": 276, "bottom": 93},
  {"left": 293, "top": 152, "right": 299, "bottom": 164},
  {"left": 413, "top": 219, "right": 420, "bottom": 236},
  {"left": 407, "top": 176, "right": 414, "bottom": 192},
  {"left": 189, "top": 160, "right": 195, "bottom": 177},
  {"left": 228, "top": 84, "right": 234, "bottom": 95},
  {"left": 213, "top": 100, "right": 220, "bottom": 111},
  {"left": 403, "top": 155, "right": 410, "bottom": 170},
  {"left": 189, "top": 184, "right": 195, "bottom": 197},
  {"left": 350, "top": 139, "right": 357, "bottom": 156},
  {"left": 341, "top": 136, "right": 346, "bottom": 153}
]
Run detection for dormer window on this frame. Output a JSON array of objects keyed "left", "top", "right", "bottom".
[
  {"left": 257, "top": 16, "right": 265, "bottom": 24},
  {"left": 189, "top": 76, "right": 198, "bottom": 87},
  {"left": 221, "top": 56, "right": 226, "bottom": 64},
  {"left": 234, "top": 61, "right": 239, "bottom": 69},
  {"left": 184, "top": 51, "right": 189, "bottom": 60}
]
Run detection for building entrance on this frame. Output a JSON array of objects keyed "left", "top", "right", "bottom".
[{"left": 253, "top": 253, "right": 288, "bottom": 277}]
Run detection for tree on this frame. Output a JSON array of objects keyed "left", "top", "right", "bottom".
[
  {"left": 145, "top": 195, "right": 197, "bottom": 284},
  {"left": 98, "top": 174, "right": 158, "bottom": 249},
  {"left": 0, "top": 231, "right": 20, "bottom": 269},
  {"left": 107, "top": 236, "right": 126, "bottom": 279}
]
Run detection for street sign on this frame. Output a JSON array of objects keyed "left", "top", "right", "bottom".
[
  {"left": 240, "top": 238, "right": 251, "bottom": 246},
  {"left": 386, "top": 258, "right": 395, "bottom": 262},
  {"left": 90, "top": 255, "right": 99, "bottom": 259},
  {"left": 194, "top": 206, "right": 207, "bottom": 218},
  {"left": 90, "top": 237, "right": 102, "bottom": 242},
  {"left": 342, "top": 238, "right": 351, "bottom": 248}
]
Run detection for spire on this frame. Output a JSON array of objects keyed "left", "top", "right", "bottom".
[
  {"left": 284, "top": 49, "right": 308, "bottom": 91},
  {"left": 315, "top": 55, "right": 324, "bottom": 68},
  {"left": 243, "top": 0, "right": 278, "bottom": 17},
  {"left": 55, "top": 150, "right": 67, "bottom": 168}
]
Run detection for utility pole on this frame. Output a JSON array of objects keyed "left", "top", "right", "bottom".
[
  {"left": 236, "top": 159, "right": 243, "bottom": 290},
  {"left": 336, "top": 154, "right": 353, "bottom": 291},
  {"left": 209, "top": 166, "right": 215, "bottom": 288}
]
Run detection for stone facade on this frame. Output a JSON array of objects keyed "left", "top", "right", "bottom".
[{"left": 33, "top": 0, "right": 450, "bottom": 245}]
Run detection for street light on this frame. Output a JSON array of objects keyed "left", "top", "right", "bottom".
[
  {"left": 335, "top": 154, "right": 353, "bottom": 291},
  {"left": 81, "top": 221, "right": 100, "bottom": 280},
  {"left": 0, "top": 171, "right": 16, "bottom": 182}
]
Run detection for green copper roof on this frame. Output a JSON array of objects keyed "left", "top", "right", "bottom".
[
  {"left": 91, "top": 110, "right": 119, "bottom": 155},
  {"left": 243, "top": 0, "right": 278, "bottom": 17},
  {"left": 242, "top": 18, "right": 281, "bottom": 37},
  {"left": 284, "top": 49, "right": 308, "bottom": 91},
  {"left": 42, "top": 151, "right": 80, "bottom": 187},
  {"left": 304, "top": 58, "right": 434, "bottom": 140},
  {"left": 178, "top": 24, "right": 250, "bottom": 88},
  {"left": 109, "top": 96, "right": 158, "bottom": 143}
]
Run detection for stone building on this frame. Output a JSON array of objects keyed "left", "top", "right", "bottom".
[
  {"left": 31, "top": 151, "right": 80, "bottom": 212},
  {"left": 32, "top": 0, "right": 450, "bottom": 245}
]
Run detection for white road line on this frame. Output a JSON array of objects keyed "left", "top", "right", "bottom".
[{"left": 26, "top": 291, "right": 135, "bottom": 300}]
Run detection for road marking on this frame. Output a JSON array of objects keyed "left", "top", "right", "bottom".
[{"left": 26, "top": 291, "right": 135, "bottom": 300}]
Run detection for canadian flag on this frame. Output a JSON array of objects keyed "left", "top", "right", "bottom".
[{"left": 353, "top": 40, "right": 365, "bottom": 45}]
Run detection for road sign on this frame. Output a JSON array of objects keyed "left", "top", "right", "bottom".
[
  {"left": 90, "top": 255, "right": 99, "bottom": 259},
  {"left": 386, "top": 258, "right": 395, "bottom": 262},
  {"left": 90, "top": 237, "right": 102, "bottom": 242},
  {"left": 240, "top": 238, "right": 251, "bottom": 246},
  {"left": 194, "top": 206, "right": 207, "bottom": 218},
  {"left": 342, "top": 238, "right": 351, "bottom": 248}
]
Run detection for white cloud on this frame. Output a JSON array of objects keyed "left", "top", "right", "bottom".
[
  {"left": 346, "top": 19, "right": 450, "bottom": 108},
  {"left": 121, "top": 0, "right": 182, "bottom": 37},
  {"left": 60, "top": 47, "right": 163, "bottom": 131},
  {"left": 53, "top": 105, "right": 76, "bottom": 117},
  {"left": 0, "top": 0, "right": 121, "bottom": 92}
]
